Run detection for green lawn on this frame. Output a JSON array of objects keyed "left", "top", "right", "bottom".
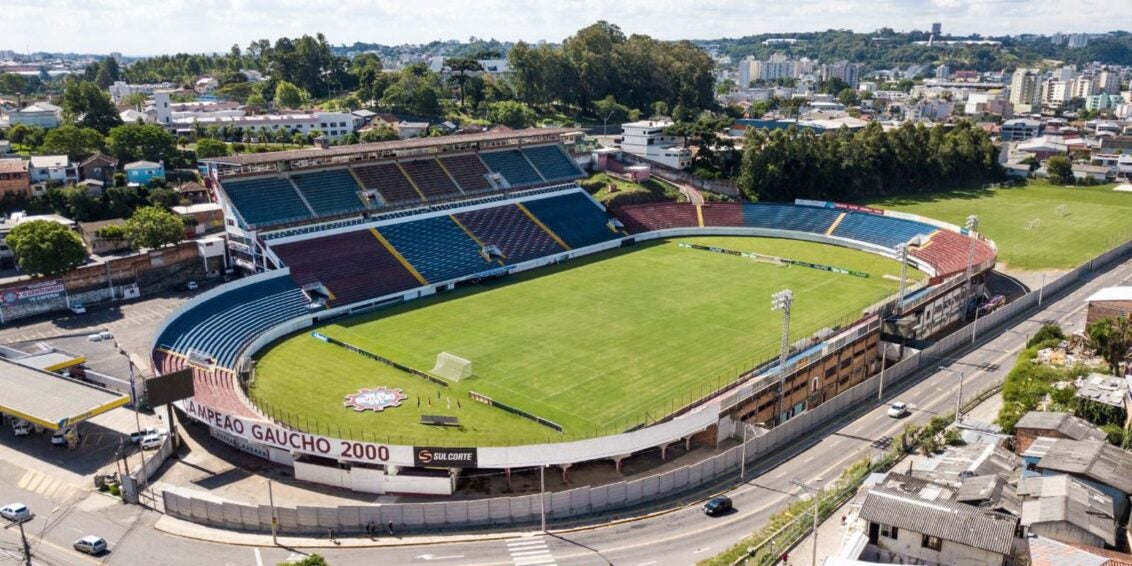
[
  {"left": 866, "top": 181, "right": 1132, "bottom": 271},
  {"left": 252, "top": 236, "right": 915, "bottom": 446}
]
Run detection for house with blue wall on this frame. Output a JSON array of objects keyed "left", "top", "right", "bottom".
[{"left": 124, "top": 161, "right": 165, "bottom": 185}]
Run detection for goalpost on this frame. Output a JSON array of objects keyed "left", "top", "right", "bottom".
[{"left": 429, "top": 352, "right": 472, "bottom": 382}]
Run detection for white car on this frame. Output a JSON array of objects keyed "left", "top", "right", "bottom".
[
  {"left": 887, "top": 402, "right": 909, "bottom": 418},
  {"left": 51, "top": 427, "right": 78, "bottom": 446},
  {"left": 139, "top": 434, "right": 166, "bottom": 450},
  {"left": 73, "top": 535, "right": 107, "bottom": 555},
  {"left": 0, "top": 503, "right": 30, "bottom": 522},
  {"left": 129, "top": 427, "right": 166, "bottom": 444},
  {"left": 185, "top": 280, "right": 199, "bottom": 291},
  {"left": 70, "top": 303, "right": 86, "bottom": 315}
]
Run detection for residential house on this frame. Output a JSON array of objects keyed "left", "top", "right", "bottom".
[
  {"left": 859, "top": 487, "right": 1018, "bottom": 566},
  {"left": 1018, "top": 474, "right": 1117, "bottom": 548},
  {"left": 1086, "top": 287, "right": 1132, "bottom": 325},
  {"left": 174, "top": 180, "right": 210, "bottom": 204},
  {"left": 124, "top": 161, "right": 165, "bottom": 186},
  {"left": 1000, "top": 118, "right": 1041, "bottom": 141},
  {"left": 79, "top": 218, "right": 130, "bottom": 255},
  {"left": 28, "top": 155, "right": 77, "bottom": 185},
  {"left": 194, "top": 77, "right": 219, "bottom": 94},
  {"left": 1034, "top": 438, "right": 1132, "bottom": 519},
  {"left": 9, "top": 101, "right": 62, "bottom": 129},
  {"left": 1072, "top": 164, "right": 1112, "bottom": 183},
  {"left": 1013, "top": 412, "right": 1106, "bottom": 454},
  {"left": 0, "top": 159, "right": 29, "bottom": 198},
  {"left": 171, "top": 203, "right": 223, "bottom": 237},
  {"left": 74, "top": 179, "right": 104, "bottom": 196},
  {"left": 1074, "top": 373, "right": 1127, "bottom": 424},
  {"left": 394, "top": 121, "right": 429, "bottom": 139},
  {"left": 1026, "top": 535, "right": 1132, "bottom": 566},
  {"left": 955, "top": 474, "right": 1021, "bottom": 516},
  {"left": 619, "top": 119, "right": 693, "bottom": 169},
  {"left": 0, "top": 140, "right": 11, "bottom": 154},
  {"left": 78, "top": 153, "right": 118, "bottom": 186}
]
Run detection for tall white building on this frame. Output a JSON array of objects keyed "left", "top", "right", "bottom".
[
  {"left": 1095, "top": 70, "right": 1121, "bottom": 94},
  {"left": 1041, "top": 79, "right": 1068, "bottom": 108},
  {"left": 1068, "top": 33, "right": 1089, "bottom": 48},
  {"left": 822, "top": 61, "right": 861, "bottom": 89},
  {"left": 618, "top": 120, "right": 692, "bottom": 169},
  {"left": 1009, "top": 68, "right": 1041, "bottom": 113},
  {"left": 1071, "top": 76, "right": 1095, "bottom": 99}
]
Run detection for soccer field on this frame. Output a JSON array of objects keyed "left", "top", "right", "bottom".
[
  {"left": 251, "top": 236, "right": 915, "bottom": 447},
  {"left": 867, "top": 181, "right": 1131, "bottom": 271}
]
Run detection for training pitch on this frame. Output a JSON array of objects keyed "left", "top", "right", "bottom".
[{"left": 251, "top": 236, "right": 915, "bottom": 447}]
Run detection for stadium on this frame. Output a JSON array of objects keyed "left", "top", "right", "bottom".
[{"left": 152, "top": 128, "right": 997, "bottom": 496}]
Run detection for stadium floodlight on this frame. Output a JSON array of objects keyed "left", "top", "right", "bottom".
[
  {"left": 896, "top": 235, "right": 926, "bottom": 306},
  {"left": 964, "top": 215, "right": 980, "bottom": 326},
  {"left": 771, "top": 289, "right": 794, "bottom": 426}
]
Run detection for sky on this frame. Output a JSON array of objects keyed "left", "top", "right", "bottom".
[{"left": 3, "top": 0, "right": 1121, "bottom": 56}]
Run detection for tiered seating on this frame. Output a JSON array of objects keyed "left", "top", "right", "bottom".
[
  {"left": 522, "top": 193, "right": 619, "bottom": 249},
  {"left": 910, "top": 230, "right": 996, "bottom": 279},
  {"left": 700, "top": 203, "right": 743, "bottom": 227},
  {"left": 523, "top": 145, "right": 582, "bottom": 181},
  {"left": 480, "top": 150, "right": 544, "bottom": 186},
  {"left": 221, "top": 177, "right": 313, "bottom": 226},
  {"left": 613, "top": 202, "right": 699, "bottom": 233},
  {"left": 353, "top": 164, "right": 422, "bottom": 206},
  {"left": 439, "top": 154, "right": 493, "bottom": 193},
  {"left": 156, "top": 276, "right": 309, "bottom": 369},
  {"left": 272, "top": 230, "right": 422, "bottom": 304},
  {"left": 831, "top": 212, "right": 937, "bottom": 248},
  {"left": 741, "top": 204, "right": 843, "bottom": 233},
  {"left": 399, "top": 159, "right": 462, "bottom": 200},
  {"left": 378, "top": 216, "right": 492, "bottom": 282},
  {"left": 455, "top": 205, "right": 565, "bottom": 263},
  {"left": 154, "top": 351, "right": 258, "bottom": 417},
  {"left": 290, "top": 169, "right": 366, "bottom": 216}
]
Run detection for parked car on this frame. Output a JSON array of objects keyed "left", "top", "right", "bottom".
[
  {"left": 887, "top": 401, "right": 909, "bottom": 418},
  {"left": 703, "top": 495, "right": 733, "bottom": 516},
  {"left": 11, "top": 419, "right": 31, "bottom": 436},
  {"left": 185, "top": 280, "right": 199, "bottom": 291},
  {"left": 70, "top": 303, "right": 86, "bottom": 315},
  {"left": 977, "top": 295, "right": 1006, "bottom": 316},
  {"left": 73, "top": 535, "right": 107, "bottom": 555},
  {"left": 0, "top": 503, "right": 30, "bottom": 522},
  {"left": 129, "top": 428, "right": 165, "bottom": 444},
  {"left": 139, "top": 434, "right": 166, "bottom": 450},
  {"left": 51, "top": 427, "right": 78, "bottom": 446}
]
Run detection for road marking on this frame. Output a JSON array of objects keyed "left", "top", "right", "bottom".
[
  {"left": 802, "top": 455, "right": 815, "bottom": 464},
  {"left": 506, "top": 535, "right": 555, "bottom": 566},
  {"left": 254, "top": 548, "right": 264, "bottom": 566},
  {"left": 639, "top": 562, "right": 658, "bottom": 566}
]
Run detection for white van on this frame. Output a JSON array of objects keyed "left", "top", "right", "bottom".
[{"left": 11, "top": 420, "right": 31, "bottom": 437}]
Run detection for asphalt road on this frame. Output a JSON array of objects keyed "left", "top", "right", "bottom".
[{"left": 0, "top": 260, "right": 1127, "bottom": 566}]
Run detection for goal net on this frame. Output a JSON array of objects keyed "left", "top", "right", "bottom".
[{"left": 430, "top": 352, "right": 472, "bottom": 382}]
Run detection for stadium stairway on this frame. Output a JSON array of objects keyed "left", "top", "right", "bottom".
[
  {"left": 221, "top": 176, "right": 315, "bottom": 227},
  {"left": 352, "top": 163, "right": 424, "bottom": 206},
  {"left": 439, "top": 154, "right": 494, "bottom": 194},
  {"left": 480, "top": 150, "right": 544, "bottom": 187},
  {"left": 454, "top": 204, "right": 566, "bottom": 264},
  {"left": 521, "top": 192, "right": 621, "bottom": 249},
  {"left": 290, "top": 169, "right": 368, "bottom": 217},
  {"left": 378, "top": 215, "right": 495, "bottom": 282},
  {"left": 523, "top": 145, "right": 584, "bottom": 182},
  {"left": 272, "top": 229, "right": 424, "bottom": 304},
  {"left": 399, "top": 159, "right": 463, "bottom": 200}
]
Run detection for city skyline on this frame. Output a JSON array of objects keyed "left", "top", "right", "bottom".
[{"left": 2, "top": 0, "right": 1120, "bottom": 56}]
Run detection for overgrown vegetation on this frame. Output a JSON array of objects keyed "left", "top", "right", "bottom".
[
  {"left": 996, "top": 325, "right": 1091, "bottom": 433},
  {"left": 582, "top": 173, "right": 685, "bottom": 207}
]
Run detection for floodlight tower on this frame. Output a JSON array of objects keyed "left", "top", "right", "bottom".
[
  {"left": 964, "top": 215, "right": 979, "bottom": 312},
  {"left": 772, "top": 289, "right": 794, "bottom": 426}
]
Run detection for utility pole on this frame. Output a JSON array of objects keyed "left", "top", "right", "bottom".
[
  {"left": 877, "top": 345, "right": 888, "bottom": 402},
  {"left": 18, "top": 519, "right": 31, "bottom": 566},
  {"left": 539, "top": 465, "right": 547, "bottom": 532},
  {"left": 964, "top": 215, "right": 979, "bottom": 311},
  {"left": 791, "top": 478, "right": 823, "bottom": 566},
  {"left": 772, "top": 290, "right": 794, "bottom": 426},
  {"left": 739, "top": 422, "right": 756, "bottom": 481},
  {"left": 939, "top": 366, "right": 965, "bottom": 423},
  {"left": 268, "top": 479, "right": 278, "bottom": 545}
]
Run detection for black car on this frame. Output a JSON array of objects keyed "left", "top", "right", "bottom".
[{"left": 703, "top": 495, "right": 732, "bottom": 516}]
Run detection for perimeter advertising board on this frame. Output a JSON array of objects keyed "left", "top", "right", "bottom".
[{"left": 1, "top": 280, "right": 65, "bottom": 306}]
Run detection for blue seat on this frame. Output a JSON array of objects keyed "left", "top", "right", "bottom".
[
  {"left": 521, "top": 192, "right": 619, "bottom": 249},
  {"left": 377, "top": 216, "right": 493, "bottom": 282},
  {"left": 741, "top": 204, "right": 842, "bottom": 234},
  {"left": 291, "top": 170, "right": 366, "bottom": 216},
  {"left": 479, "top": 150, "right": 543, "bottom": 186},
  {"left": 523, "top": 145, "right": 582, "bottom": 181},
  {"left": 222, "top": 177, "right": 313, "bottom": 227},
  {"left": 831, "top": 213, "right": 936, "bottom": 248}
]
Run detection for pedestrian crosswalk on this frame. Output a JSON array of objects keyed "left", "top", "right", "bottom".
[
  {"left": 16, "top": 469, "right": 81, "bottom": 503},
  {"left": 507, "top": 535, "right": 556, "bottom": 565}
]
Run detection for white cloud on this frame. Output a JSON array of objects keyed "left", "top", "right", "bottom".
[{"left": 1, "top": 0, "right": 1119, "bottom": 55}]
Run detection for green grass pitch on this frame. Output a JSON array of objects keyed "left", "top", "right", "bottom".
[
  {"left": 251, "top": 236, "right": 916, "bottom": 447},
  {"left": 866, "top": 181, "right": 1131, "bottom": 271}
]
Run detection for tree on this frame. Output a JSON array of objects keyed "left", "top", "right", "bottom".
[
  {"left": 594, "top": 95, "right": 631, "bottom": 124},
  {"left": 486, "top": 100, "right": 536, "bottom": 128},
  {"left": 6, "top": 220, "right": 86, "bottom": 276},
  {"left": 41, "top": 125, "right": 106, "bottom": 161},
  {"left": 837, "top": 88, "right": 860, "bottom": 107},
  {"left": 274, "top": 80, "right": 306, "bottom": 109},
  {"left": 359, "top": 125, "right": 398, "bottom": 143},
  {"left": 278, "top": 555, "right": 328, "bottom": 566},
  {"left": 1046, "top": 155, "right": 1074, "bottom": 185},
  {"left": 447, "top": 57, "right": 483, "bottom": 108},
  {"left": 7, "top": 124, "right": 45, "bottom": 148},
  {"left": 61, "top": 79, "right": 123, "bottom": 135},
  {"left": 108, "top": 123, "right": 177, "bottom": 163},
  {"left": 124, "top": 206, "right": 183, "bottom": 249},
  {"left": 196, "top": 138, "right": 231, "bottom": 159},
  {"left": 148, "top": 188, "right": 181, "bottom": 208},
  {"left": 1087, "top": 316, "right": 1132, "bottom": 376}
]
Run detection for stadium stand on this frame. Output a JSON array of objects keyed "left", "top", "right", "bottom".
[
  {"left": 522, "top": 192, "right": 620, "bottom": 249},
  {"left": 272, "top": 230, "right": 422, "bottom": 304},
  {"left": 353, "top": 163, "right": 423, "bottom": 205},
  {"left": 290, "top": 169, "right": 367, "bottom": 216},
  {"left": 154, "top": 350, "right": 258, "bottom": 417},
  {"left": 455, "top": 205, "right": 565, "bottom": 263},
  {"left": 439, "top": 154, "right": 493, "bottom": 193},
  {"left": 831, "top": 212, "right": 937, "bottom": 249},
  {"left": 613, "top": 202, "right": 699, "bottom": 233},
  {"left": 480, "top": 150, "right": 544, "bottom": 186},
  {"left": 156, "top": 276, "right": 309, "bottom": 368},
  {"left": 699, "top": 203, "right": 743, "bottom": 227},
  {"left": 399, "top": 159, "right": 462, "bottom": 200},
  {"left": 910, "top": 229, "right": 995, "bottom": 279},
  {"left": 523, "top": 145, "right": 583, "bottom": 181},
  {"left": 378, "top": 216, "right": 494, "bottom": 282},
  {"left": 221, "top": 177, "right": 313, "bottom": 226},
  {"left": 741, "top": 204, "right": 843, "bottom": 233}
]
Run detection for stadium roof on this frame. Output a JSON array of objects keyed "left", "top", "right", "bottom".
[
  {"left": 205, "top": 127, "right": 582, "bottom": 166},
  {"left": 0, "top": 357, "right": 129, "bottom": 430}
]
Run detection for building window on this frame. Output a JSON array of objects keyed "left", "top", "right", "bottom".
[
  {"left": 811, "top": 377, "right": 819, "bottom": 392},
  {"left": 880, "top": 524, "right": 898, "bottom": 539},
  {"left": 921, "top": 534, "right": 942, "bottom": 551}
]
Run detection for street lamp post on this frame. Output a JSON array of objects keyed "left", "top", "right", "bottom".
[
  {"left": 739, "top": 421, "right": 758, "bottom": 481},
  {"left": 603, "top": 110, "right": 616, "bottom": 137},
  {"left": 540, "top": 465, "right": 547, "bottom": 532},
  {"left": 792, "top": 478, "right": 823, "bottom": 566},
  {"left": 939, "top": 366, "right": 965, "bottom": 423},
  {"left": 772, "top": 289, "right": 794, "bottom": 426},
  {"left": 964, "top": 214, "right": 979, "bottom": 304},
  {"left": 877, "top": 346, "right": 888, "bottom": 402}
]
